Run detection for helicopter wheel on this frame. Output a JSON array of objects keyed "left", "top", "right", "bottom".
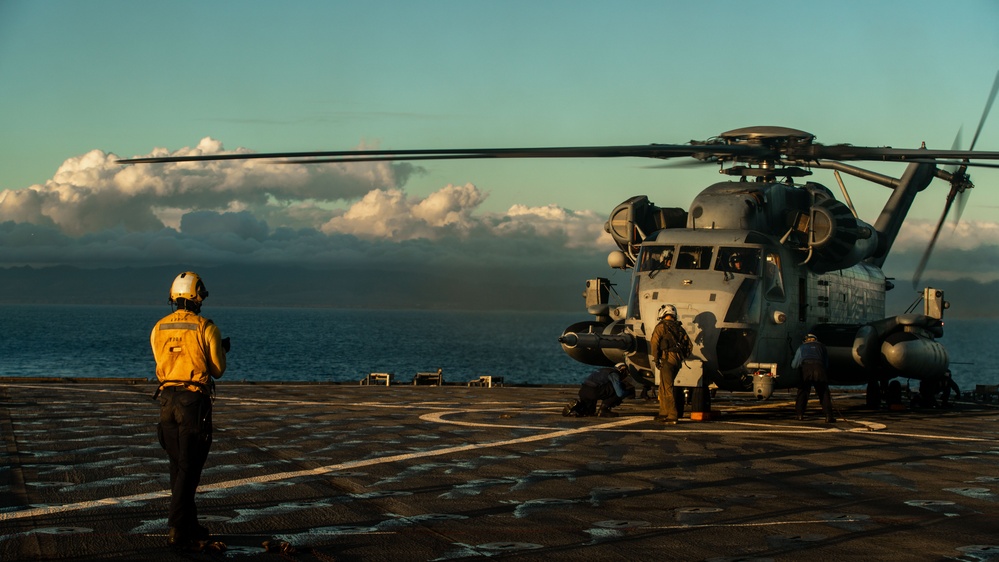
[
  {"left": 865, "top": 381, "right": 882, "bottom": 409},
  {"left": 884, "top": 380, "right": 904, "bottom": 408},
  {"left": 690, "top": 384, "right": 711, "bottom": 414}
]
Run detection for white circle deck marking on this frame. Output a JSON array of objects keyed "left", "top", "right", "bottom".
[{"left": 2, "top": 386, "right": 994, "bottom": 523}]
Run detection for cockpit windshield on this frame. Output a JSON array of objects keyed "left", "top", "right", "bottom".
[
  {"left": 715, "top": 247, "right": 762, "bottom": 275},
  {"left": 638, "top": 245, "right": 675, "bottom": 276},
  {"left": 638, "top": 243, "right": 767, "bottom": 277},
  {"left": 675, "top": 246, "right": 714, "bottom": 270}
]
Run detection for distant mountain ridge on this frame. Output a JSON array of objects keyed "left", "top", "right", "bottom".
[
  {"left": 0, "top": 264, "right": 602, "bottom": 311},
  {"left": 0, "top": 265, "right": 994, "bottom": 317}
]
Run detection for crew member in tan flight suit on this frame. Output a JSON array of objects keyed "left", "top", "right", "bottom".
[
  {"left": 151, "top": 271, "right": 228, "bottom": 550},
  {"left": 649, "top": 304, "right": 692, "bottom": 425}
]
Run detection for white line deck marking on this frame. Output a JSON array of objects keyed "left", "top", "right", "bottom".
[
  {"left": 0, "top": 414, "right": 639, "bottom": 522},
  {"left": 3, "top": 386, "right": 994, "bottom": 523}
]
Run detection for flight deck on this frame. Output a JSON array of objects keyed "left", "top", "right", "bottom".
[{"left": 1, "top": 379, "right": 997, "bottom": 561}]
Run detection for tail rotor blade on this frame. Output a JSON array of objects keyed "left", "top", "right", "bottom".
[
  {"left": 913, "top": 185, "right": 958, "bottom": 289},
  {"left": 953, "top": 190, "right": 970, "bottom": 226},
  {"left": 939, "top": 71, "right": 997, "bottom": 231},
  {"left": 950, "top": 127, "right": 963, "bottom": 154},
  {"left": 969, "top": 69, "right": 999, "bottom": 151}
]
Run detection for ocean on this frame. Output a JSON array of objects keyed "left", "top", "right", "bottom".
[
  {"left": 1, "top": 304, "right": 996, "bottom": 392},
  {"left": 0, "top": 305, "right": 586, "bottom": 386}
]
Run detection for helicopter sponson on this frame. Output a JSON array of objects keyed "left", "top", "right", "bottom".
[{"left": 560, "top": 291, "right": 950, "bottom": 399}]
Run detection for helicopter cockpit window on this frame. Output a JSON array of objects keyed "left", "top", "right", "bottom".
[
  {"left": 638, "top": 246, "right": 675, "bottom": 274},
  {"left": 675, "top": 246, "right": 713, "bottom": 270},
  {"left": 764, "top": 252, "right": 785, "bottom": 301},
  {"left": 715, "top": 247, "right": 761, "bottom": 275}
]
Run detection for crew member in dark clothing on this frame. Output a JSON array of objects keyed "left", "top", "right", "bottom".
[
  {"left": 915, "top": 377, "right": 940, "bottom": 408},
  {"left": 151, "top": 272, "right": 228, "bottom": 550},
  {"left": 940, "top": 370, "right": 961, "bottom": 407},
  {"left": 563, "top": 363, "right": 633, "bottom": 417},
  {"left": 916, "top": 370, "right": 962, "bottom": 408},
  {"left": 791, "top": 333, "right": 834, "bottom": 423}
]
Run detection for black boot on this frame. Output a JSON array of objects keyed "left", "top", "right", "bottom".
[
  {"left": 168, "top": 527, "right": 197, "bottom": 551},
  {"left": 562, "top": 400, "right": 581, "bottom": 417},
  {"left": 191, "top": 523, "right": 210, "bottom": 541}
]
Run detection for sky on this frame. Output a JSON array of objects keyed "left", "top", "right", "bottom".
[{"left": 1, "top": 0, "right": 998, "bottom": 309}]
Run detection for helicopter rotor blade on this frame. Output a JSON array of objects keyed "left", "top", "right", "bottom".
[
  {"left": 116, "top": 143, "right": 773, "bottom": 165},
  {"left": 641, "top": 159, "right": 720, "bottom": 169},
  {"left": 950, "top": 127, "right": 963, "bottom": 152},
  {"left": 953, "top": 189, "right": 971, "bottom": 226},
  {"left": 115, "top": 75, "right": 999, "bottom": 170},
  {"left": 945, "top": 70, "right": 999, "bottom": 226},
  {"left": 913, "top": 70, "right": 997, "bottom": 289},
  {"left": 913, "top": 184, "right": 959, "bottom": 289},
  {"left": 893, "top": 158, "right": 999, "bottom": 169},
  {"left": 945, "top": 127, "right": 962, "bottom": 174},
  {"left": 802, "top": 144, "right": 999, "bottom": 162},
  {"left": 969, "top": 69, "right": 999, "bottom": 151},
  {"left": 117, "top": 143, "right": 999, "bottom": 166}
]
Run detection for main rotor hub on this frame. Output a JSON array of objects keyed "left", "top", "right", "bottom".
[
  {"left": 718, "top": 126, "right": 816, "bottom": 146},
  {"left": 721, "top": 165, "right": 811, "bottom": 178},
  {"left": 709, "top": 127, "right": 816, "bottom": 179}
]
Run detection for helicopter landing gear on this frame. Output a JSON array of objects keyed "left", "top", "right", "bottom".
[
  {"left": 885, "top": 380, "right": 904, "bottom": 410},
  {"left": 687, "top": 381, "right": 713, "bottom": 421},
  {"left": 865, "top": 381, "right": 882, "bottom": 409}
]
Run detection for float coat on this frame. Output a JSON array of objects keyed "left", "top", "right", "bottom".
[{"left": 151, "top": 310, "right": 226, "bottom": 393}]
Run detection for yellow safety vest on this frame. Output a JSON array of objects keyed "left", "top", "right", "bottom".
[{"left": 151, "top": 310, "right": 226, "bottom": 394}]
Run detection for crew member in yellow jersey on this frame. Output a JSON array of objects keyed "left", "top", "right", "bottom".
[{"left": 151, "top": 271, "right": 228, "bottom": 550}]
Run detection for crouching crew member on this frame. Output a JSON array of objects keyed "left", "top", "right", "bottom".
[
  {"left": 151, "top": 272, "right": 228, "bottom": 550},
  {"left": 563, "top": 363, "right": 634, "bottom": 417}
]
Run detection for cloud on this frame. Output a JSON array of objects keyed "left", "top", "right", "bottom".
[
  {"left": 883, "top": 218, "right": 999, "bottom": 283},
  {"left": 493, "top": 203, "right": 609, "bottom": 249},
  {"left": 3, "top": 140, "right": 997, "bottom": 310},
  {"left": 181, "top": 210, "right": 270, "bottom": 242},
  {"left": 890, "top": 218, "right": 999, "bottom": 253},
  {"left": 0, "top": 138, "right": 421, "bottom": 236},
  {"left": 0, "top": 140, "right": 615, "bottom": 275},
  {"left": 319, "top": 185, "right": 484, "bottom": 239}
]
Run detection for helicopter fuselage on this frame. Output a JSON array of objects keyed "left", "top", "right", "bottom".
[
  {"left": 560, "top": 174, "right": 950, "bottom": 397},
  {"left": 625, "top": 228, "right": 889, "bottom": 390}
]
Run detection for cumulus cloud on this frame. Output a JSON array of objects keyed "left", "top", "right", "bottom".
[
  {"left": 890, "top": 218, "right": 999, "bottom": 253},
  {"left": 493, "top": 204, "right": 610, "bottom": 249},
  {"left": 877, "top": 218, "right": 999, "bottom": 283},
  {"left": 0, "top": 140, "right": 615, "bottom": 272},
  {"left": 0, "top": 138, "right": 420, "bottom": 236},
  {"left": 7, "top": 139, "right": 993, "bottom": 289}
]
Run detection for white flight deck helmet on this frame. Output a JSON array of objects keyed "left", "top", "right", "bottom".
[
  {"left": 169, "top": 271, "right": 209, "bottom": 304},
  {"left": 657, "top": 304, "right": 678, "bottom": 321}
]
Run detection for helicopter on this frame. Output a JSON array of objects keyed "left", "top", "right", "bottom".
[{"left": 118, "top": 76, "right": 999, "bottom": 411}]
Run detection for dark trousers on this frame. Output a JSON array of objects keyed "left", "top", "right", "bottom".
[
  {"left": 796, "top": 362, "right": 833, "bottom": 420},
  {"left": 157, "top": 387, "right": 213, "bottom": 534},
  {"left": 579, "top": 383, "right": 622, "bottom": 414}
]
